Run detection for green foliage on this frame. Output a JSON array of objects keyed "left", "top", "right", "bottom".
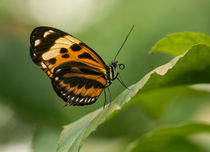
[
  {"left": 55, "top": 32, "right": 210, "bottom": 152},
  {"left": 128, "top": 123, "right": 210, "bottom": 152},
  {"left": 151, "top": 32, "right": 210, "bottom": 56}
]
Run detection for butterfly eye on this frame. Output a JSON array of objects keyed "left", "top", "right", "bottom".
[{"left": 119, "top": 64, "right": 125, "bottom": 70}]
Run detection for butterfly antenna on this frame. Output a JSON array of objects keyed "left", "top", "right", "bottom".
[{"left": 114, "top": 25, "right": 135, "bottom": 61}]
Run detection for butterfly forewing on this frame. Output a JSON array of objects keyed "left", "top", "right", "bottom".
[{"left": 30, "top": 26, "right": 108, "bottom": 106}]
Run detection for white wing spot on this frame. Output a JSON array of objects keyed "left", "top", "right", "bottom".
[
  {"left": 55, "top": 37, "right": 73, "bottom": 45},
  {"left": 42, "top": 49, "right": 60, "bottom": 60},
  {"left": 71, "top": 97, "right": 75, "bottom": 101},
  {"left": 34, "top": 39, "right": 41, "bottom": 46},
  {"left": 80, "top": 98, "right": 84, "bottom": 103},
  {"left": 65, "top": 35, "right": 80, "bottom": 44},
  {"left": 88, "top": 98, "right": 91, "bottom": 103},
  {"left": 76, "top": 98, "right": 79, "bottom": 102},
  {"left": 43, "top": 30, "right": 54, "bottom": 38},
  {"left": 41, "top": 62, "right": 47, "bottom": 68},
  {"left": 51, "top": 43, "right": 70, "bottom": 49},
  {"left": 56, "top": 69, "right": 61, "bottom": 73},
  {"left": 55, "top": 77, "right": 59, "bottom": 81}
]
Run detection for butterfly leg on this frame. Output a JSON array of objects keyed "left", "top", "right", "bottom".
[
  {"left": 64, "top": 98, "right": 73, "bottom": 107},
  {"left": 64, "top": 102, "right": 70, "bottom": 107},
  {"left": 117, "top": 73, "right": 130, "bottom": 90},
  {"left": 64, "top": 101, "right": 70, "bottom": 107},
  {"left": 103, "top": 89, "right": 107, "bottom": 109},
  {"left": 112, "top": 73, "right": 119, "bottom": 81},
  {"left": 107, "top": 87, "right": 112, "bottom": 106}
]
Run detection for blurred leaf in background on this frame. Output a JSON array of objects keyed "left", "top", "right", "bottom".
[{"left": 0, "top": 0, "right": 210, "bottom": 152}]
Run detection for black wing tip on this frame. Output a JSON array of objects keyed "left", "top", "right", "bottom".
[
  {"left": 29, "top": 26, "right": 69, "bottom": 63},
  {"left": 30, "top": 46, "right": 42, "bottom": 65},
  {"left": 30, "top": 26, "right": 68, "bottom": 42},
  {"left": 30, "top": 26, "right": 51, "bottom": 42},
  {"left": 31, "top": 26, "right": 68, "bottom": 35}
]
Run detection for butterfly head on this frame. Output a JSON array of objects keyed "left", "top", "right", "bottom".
[
  {"left": 106, "top": 60, "right": 125, "bottom": 85},
  {"left": 110, "top": 60, "right": 117, "bottom": 68},
  {"left": 110, "top": 60, "right": 125, "bottom": 70}
]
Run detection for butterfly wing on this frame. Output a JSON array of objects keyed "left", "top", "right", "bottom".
[
  {"left": 30, "top": 26, "right": 107, "bottom": 106},
  {"left": 52, "top": 61, "right": 106, "bottom": 106}
]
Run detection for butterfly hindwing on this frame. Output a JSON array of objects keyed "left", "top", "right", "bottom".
[
  {"left": 52, "top": 61, "right": 106, "bottom": 105},
  {"left": 30, "top": 26, "right": 108, "bottom": 106}
]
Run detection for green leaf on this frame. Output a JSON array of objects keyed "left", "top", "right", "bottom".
[
  {"left": 135, "top": 44, "right": 210, "bottom": 119},
  {"left": 151, "top": 32, "right": 210, "bottom": 56},
  {"left": 57, "top": 90, "right": 136, "bottom": 152},
  {"left": 57, "top": 44, "right": 210, "bottom": 152},
  {"left": 127, "top": 122, "right": 210, "bottom": 152},
  {"left": 137, "top": 86, "right": 210, "bottom": 119},
  {"left": 142, "top": 44, "right": 210, "bottom": 92}
]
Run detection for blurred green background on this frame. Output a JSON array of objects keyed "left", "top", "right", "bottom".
[{"left": 1, "top": 0, "right": 210, "bottom": 151}]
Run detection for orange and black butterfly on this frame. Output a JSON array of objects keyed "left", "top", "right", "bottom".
[{"left": 30, "top": 26, "right": 134, "bottom": 106}]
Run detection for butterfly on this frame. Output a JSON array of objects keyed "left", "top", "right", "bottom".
[{"left": 30, "top": 25, "right": 134, "bottom": 106}]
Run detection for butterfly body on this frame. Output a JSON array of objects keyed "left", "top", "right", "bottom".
[{"left": 30, "top": 26, "right": 121, "bottom": 106}]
